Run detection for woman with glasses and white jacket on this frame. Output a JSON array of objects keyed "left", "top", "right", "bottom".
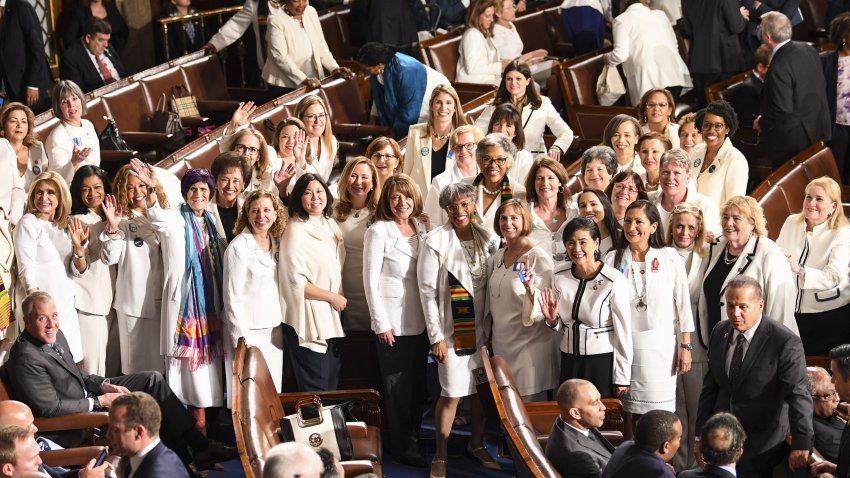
[{"left": 423, "top": 125, "right": 483, "bottom": 229}]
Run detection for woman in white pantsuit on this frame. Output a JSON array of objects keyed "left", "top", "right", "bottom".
[
  {"left": 101, "top": 164, "right": 171, "bottom": 375},
  {"left": 223, "top": 190, "right": 287, "bottom": 397},
  {"left": 456, "top": 0, "right": 503, "bottom": 86},
  {"left": 419, "top": 183, "right": 502, "bottom": 478}
]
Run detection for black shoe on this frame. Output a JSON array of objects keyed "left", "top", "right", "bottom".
[
  {"left": 193, "top": 440, "right": 237, "bottom": 470},
  {"left": 394, "top": 450, "right": 429, "bottom": 467}
]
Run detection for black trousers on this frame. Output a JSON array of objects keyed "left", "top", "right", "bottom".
[
  {"left": 829, "top": 123, "right": 850, "bottom": 183},
  {"left": 375, "top": 332, "right": 429, "bottom": 458},
  {"left": 560, "top": 352, "right": 614, "bottom": 399},
  {"left": 797, "top": 301, "right": 850, "bottom": 356},
  {"left": 283, "top": 324, "right": 342, "bottom": 392}
]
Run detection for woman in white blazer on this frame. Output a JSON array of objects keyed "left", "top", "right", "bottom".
[
  {"left": 261, "top": 1, "right": 344, "bottom": 92},
  {"left": 688, "top": 101, "right": 749, "bottom": 208},
  {"left": 403, "top": 85, "right": 468, "bottom": 198},
  {"left": 665, "top": 203, "right": 710, "bottom": 471},
  {"left": 423, "top": 125, "right": 483, "bottom": 230},
  {"left": 15, "top": 171, "right": 87, "bottom": 362},
  {"left": 697, "top": 196, "right": 797, "bottom": 352},
  {"left": 526, "top": 158, "right": 577, "bottom": 264},
  {"left": 280, "top": 174, "right": 346, "bottom": 392},
  {"left": 604, "top": 115, "right": 644, "bottom": 174},
  {"left": 638, "top": 89, "right": 681, "bottom": 148},
  {"left": 456, "top": 0, "right": 503, "bottom": 86},
  {"left": 604, "top": 0, "right": 692, "bottom": 106},
  {"left": 483, "top": 103, "right": 535, "bottom": 184},
  {"left": 209, "top": 152, "right": 251, "bottom": 243},
  {"left": 69, "top": 166, "right": 115, "bottom": 376},
  {"left": 223, "top": 190, "right": 287, "bottom": 395},
  {"left": 648, "top": 149, "right": 721, "bottom": 239},
  {"left": 605, "top": 200, "right": 694, "bottom": 438},
  {"left": 576, "top": 188, "right": 622, "bottom": 257},
  {"left": 474, "top": 62, "right": 574, "bottom": 158},
  {"left": 101, "top": 163, "right": 171, "bottom": 375},
  {"left": 44, "top": 81, "right": 101, "bottom": 185},
  {"left": 0, "top": 102, "right": 49, "bottom": 224},
  {"left": 418, "top": 183, "right": 502, "bottom": 477},
  {"left": 294, "top": 95, "right": 339, "bottom": 183},
  {"left": 0, "top": 205, "right": 13, "bottom": 344},
  {"left": 363, "top": 174, "right": 430, "bottom": 467},
  {"left": 776, "top": 177, "right": 850, "bottom": 355},
  {"left": 218, "top": 124, "right": 283, "bottom": 196}
]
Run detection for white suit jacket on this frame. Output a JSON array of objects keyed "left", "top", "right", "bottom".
[
  {"left": 363, "top": 219, "right": 428, "bottom": 336},
  {"left": 696, "top": 235, "right": 798, "bottom": 348},
  {"left": 0, "top": 138, "right": 46, "bottom": 225},
  {"left": 474, "top": 97, "right": 575, "bottom": 155},
  {"left": 456, "top": 28, "right": 502, "bottom": 86},
  {"left": 604, "top": 3, "right": 692, "bottom": 105},
  {"left": 261, "top": 6, "right": 339, "bottom": 88},
  {"left": 43, "top": 121, "right": 100, "bottom": 185},
  {"left": 689, "top": 138, "right": 749, "bottom": 209},
  {"left": 208, "top": 0, "right": 282, "bottom": 68},
  {"left": 403, "top": 123, "right": 437, "bottom": 199}
]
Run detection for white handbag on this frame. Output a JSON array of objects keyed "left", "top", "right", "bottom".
[{"left": 596, "top": 64, "right": 626, "bottom": 106}]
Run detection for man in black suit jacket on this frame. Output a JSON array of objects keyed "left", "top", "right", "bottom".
[
  {"left": 0, "top": 0, "right": 54, "bottom": 113},
  {"left": 545, "top": 379, "right": 616, "bottom": 478},
  {"left": 109, "top": 392, "right": 189, "bottom": 478},
  {"left": 59, "top": 17, "right": 126, "bottom": 94},
  {"left": 680, "top": 412, "right": 746, "bottom": 478},
  {"left": 696, "top": 276, "right": 813, "bottom": 478},
  {"left": 808, "top": 366, "right": 844, "bottom": 464},
  {"left": 809, "top": 345, "right": 850, "bottom": 478},
  {"left": 754, "top": 12, "right": 831, "bottom": 168},
  {"left": 733, "top": 44, "right": 771, "bottom": 130},
  {"left": 6, "top": 292, "right": 235, "bottom": 471},
  {"left": 600, "top": 410, "right": 680, "bottom": 478}
]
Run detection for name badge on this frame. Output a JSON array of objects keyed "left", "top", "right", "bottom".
[{"left": 420, "top": 147, "right": 430, "bottom": 156}]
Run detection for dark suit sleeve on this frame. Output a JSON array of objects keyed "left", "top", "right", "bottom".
[
  {"left": 778, "top": 332, "right": 814, "bottom": 451},
  {"left": 11, "top": 354, "right": 91, "bottom": 417},
  {"left": 42, "top": 464, "right": 82, "bottom": 478},
  {"left": 760, "top": 51, "right": 796, "bottom": 132},
  {"left": 557, "top": 451, "right": 605, "bottom": 478},
  {"left": 720, "top": 0, "right": 747, "bottom": 35},
  {"left": 18, "top": 2, "right": 51, "bottom": 90},
  {"left": 59, "top": 49, "right": 85, "bottom": 92},
  {"left": 697, "top": 325, "right": 723, "bottom": 435},
  {"left": 755, "top": 0, "right": 801, "bottom": 20}
]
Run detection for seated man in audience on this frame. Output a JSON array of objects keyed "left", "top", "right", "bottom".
[
  {"left": 808, "top": 366, "right": 844, "bottom": 464},
  {"left": 59, "top": 18, "right": 126, "bottom": 93},
  {"left": 545, "top": 379, "right": 616, "bottom": 478},
  {"left": 261, "top": 443, "right": 323, "bottom": 478},
  {"left": 108, "top": 392, "right": 189, "bottom": 478},
  {"left": 0, "top": 425, "right": 107, "bottom": 478},
  {"left": 5, "top": 291, "right": 235, "bottom": 471},
  {"left": 679, "top": 412, "right": 745, "bottom": 478},
  {"left": 600, "top": 410, "right": 681, "bottom": 478},
  {"left": 811, "top": 345, "right": 850, "bottom": 478},
  {"left": 735, "top": 44, "right": 771, "bottom": 129}
]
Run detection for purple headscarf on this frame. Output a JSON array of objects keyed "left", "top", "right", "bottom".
[{"left": 181, "top": 168, "right": 216, "bottom": 198}]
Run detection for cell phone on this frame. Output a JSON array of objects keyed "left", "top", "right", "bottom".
[{"left": 94, "top": 447, "right": 109, "bottom": 467}]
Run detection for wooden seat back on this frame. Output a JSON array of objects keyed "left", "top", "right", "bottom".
[{"left": 419, "top": 30, "right": 464, "bottom": 82}]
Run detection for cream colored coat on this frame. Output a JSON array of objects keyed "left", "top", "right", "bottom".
[
  {"left": 456, "top": 28, "right": 502, "bottom": 85},
  {"left": 261, "top": 6, "right": 340, "bottom": 88},
  {"left": 43, "top": 120, "right": 100, "bottom": 185},
  {"left": 403, "top": 123, "right": 438, "bottom": 198},
  {"left": 474, "top": 97, "right": 575, "bottom": 155},
  {"left": 689, "top": 138, "right": 749, "bottom": 209},
  {"left": 0, "top": 138, "right": 47, "bottom": 225}
]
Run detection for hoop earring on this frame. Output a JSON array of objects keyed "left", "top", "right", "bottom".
[{"left": 557, "top": 185, "right": 565, "bottom": 194}]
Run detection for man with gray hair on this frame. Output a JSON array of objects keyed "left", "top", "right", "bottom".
[
  {"left": 679, "top": 412, "right": 745, "bottom": 478},
  {"left": 262, "top": 443, "right": 323, "bottom": 478},
  {"left": 754, "top": 11, "right": 831, "bottom": 168}
]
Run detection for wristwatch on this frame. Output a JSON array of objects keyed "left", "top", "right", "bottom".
[
  {"left": 92, "top": 396, "right": 102, "bottom": 410},
  {"left": 680, "top": 342, "right": 694, "bottom": 351}
]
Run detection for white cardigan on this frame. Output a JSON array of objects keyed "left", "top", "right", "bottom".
[
  {"left": 44, "top": 120, "right": 100, "bottom": 185},
  {"left": 474, "top": 97, "right": 575, "bottom": 155},
  {"left": 261, "top": 6, "right": 339, "bottom": 88},
  {"left": 689, "top": 138, "right": 749, "bottom": 209},
  {"left": 775, "top": 217, "right": 850, "bottom": 314},
  {"left": 604, "top": 3, "right": 692, "bottom": 105},
  {"left": 456, "top": 28, "right": 502, "bottom": 85},
  {"left": 363, "top": 219, "right": 428, "bottom": 336}
]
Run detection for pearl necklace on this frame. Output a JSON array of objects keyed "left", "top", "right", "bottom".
[{"left": 482, "top": 185, "right": 500, "bottom": 196}]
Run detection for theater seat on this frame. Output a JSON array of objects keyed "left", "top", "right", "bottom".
[{"left": 419, "top": 30, "right": 499, "bottom": 102}]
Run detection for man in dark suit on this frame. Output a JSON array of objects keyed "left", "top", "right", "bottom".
[
  {"left": 6, "top": 292, "right": 235, "bottom": 471},
  {"left": 696, "top": 276, "right": 813, "bottom": 478},
  {"left": 808, "top": 367, "right": 844, "bottom": 464},
  {"left": 754, "top": 11, "right": 831, "bottom": 168},
  {"left": 545, "top": 379, "right": 615, "bottom": 478},
  {"left": 600, "top": 410, "right": 681, "bottom": 478},
  {"left": 679, "top": 412, "right": 746, "bottom": 478},
  {"left": 0, "top": 0, "right": 54, "bottom": 113},
  {"left": 109, "top": 392, "right": 189, "bottom": 478},
  {"left": 809, "top": 345, "right": 850, "bottom": 478},
  {"left": 734, "top": 44, "right": 771, "bottom": 130},
  {"left": 59, "top": 17, "right": 126, "bottom": 94}
]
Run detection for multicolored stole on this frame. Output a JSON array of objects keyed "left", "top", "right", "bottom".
[
  {"left": 472, "top": 173, "right": 514, "bottom": 204},
  {"left": 448, "top": 272, "right": 476, "bottom": 356}
]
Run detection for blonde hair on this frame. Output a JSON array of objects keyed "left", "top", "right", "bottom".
[
  {"left": 294, "top": 95, "right": 335, "bottom": 163},
  {"left": 334, "top": 156, "right": 381, "bottom": 221},
  {"left": 425, "top": 85, "right": 468, "bottom": 137},
  {"left": 722, "top": 196, "right": 767, "bottom": 237},
  {"left": 665, "top": 203, "right": 708, "bottom": 257},
  {"left": 230, "top": 128, "right": 272, "bottom": 182},
  {"left": 26, "top": 171, "right": 72, "bottom": 229},
  {"left": 112, "top": 165, "right": 169, "bottom": 218},
  {"left": 793, "top": 176, "right": 850, "bottom": 229},
  {"left": 449, "top": 124, "right": 485, "bottom": 149},
  {"left": 235, "top": 189, "right": 287, "bottom": 238}
]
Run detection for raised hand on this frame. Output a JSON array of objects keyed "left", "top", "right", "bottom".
[
  {"left": 68, "top": 217, "right": 90, "bottom": 249},
  {"left": 71, "top": 145, "right": 92, "bottom": 167},
  {"left": 273, "top": 162, "right": 297, "bottom": 197},
  {"left": 129, "top": 158, "right": 157, "bottom": 188},
  {"left": 539, "top": 287, "right": 559, "bottom": 324},
  {"left": 230, "top": 101, "right": 257, "bottom": 128},
  {"left": 102, "top": 195, "right": 123, "bottom": 231},
  {"left": 293, "top": 128, "right": 308, "bottom": 164},
  {"left": 521, "top": 254, "right": 537, "bottom": 294}
]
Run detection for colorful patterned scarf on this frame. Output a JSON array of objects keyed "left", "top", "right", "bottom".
[
  {"left": 448, "top": 272, "right": 476, "bottom": 356},
  {"left": 172, "top": 204, "right": 225, "bottom": 369},
  {"left": 473, "top": 173, "right": 513, "bottom": 204}
]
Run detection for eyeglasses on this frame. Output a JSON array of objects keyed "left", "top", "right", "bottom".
[
  {"left": 234, "top": 144, "right": 260, "bottom": 156},
  {"left": 480, "top": 156, "right": 508, "bottom": 166},
  {"left": 371, "top": 153, "right": 398, "bottom": 161},
  {"left": 671, "top": 204, "right": 702, "bottom": 215},
  {"left": 446, "top": 201, "right": 473, "bottom": 212},
  {"left": 302, "top": 113, "right": 327, "bottom": 122},
  {"left": 453, "top": 142, "right": 477, "bottom": 152},
  {"left": 613, "top": 183, "right": 638, "bottom": 194},
  {"left": 701, "top": 122, "right": 727, "bottom": 132},
  {"left": 646, "top": 102, "right": 669, "bottom": 110},
  {"left": 812, "top": 390, "right": 838, "bottom": 401}
]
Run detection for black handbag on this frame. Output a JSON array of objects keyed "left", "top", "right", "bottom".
[
  {"left": 279, "top": 396, "right": 354, "bottom": 461},
  {"left": 99, "top": 117, "right": 131, "bottom": 151},
  {"left": 152, "top": 93, "right": 184, "bottom": 135}
]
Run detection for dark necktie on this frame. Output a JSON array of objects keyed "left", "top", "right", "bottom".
[
  {"left": 729, "top": 334, "right": 745, "bottom": 384},
  {"left": 50, "top": 343, "right": 65, "bottom": 359},
  {"left": 122, "top": 462, "right": 132, "bottom": 478}
]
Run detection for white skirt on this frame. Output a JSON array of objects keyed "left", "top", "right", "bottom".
[
  {"left": 168, "top": 358, "right": 224, "bottom": 408},
  {"left": 225, "top": 325, "right": 284, "bottom": 408},
  {"left": 116, "top": 312, "right": 164, "bottom": 375},
  {"left": 437, "top": 343, "right": 483, "bottom": 398}
]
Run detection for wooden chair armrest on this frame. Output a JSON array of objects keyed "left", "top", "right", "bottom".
[
  {"left": 278, "top": 390, "right": 382, "bottom": 428},
  {"left": 41, "top": 446, "right": 104, "bottom": 468},
  {"left": 34, "top": 412, "right": 109, "bottom": 432}
]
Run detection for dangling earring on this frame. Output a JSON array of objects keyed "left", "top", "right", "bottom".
[
  {"left": 557, "top": 185, "right": 565, "bottom": 194},
  {"left": 594, "top": 249, "right": 601, "bottom": 261}
]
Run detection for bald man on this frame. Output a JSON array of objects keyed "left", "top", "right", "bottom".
[{"left": 545, "top": 379, "right": 615, "bottom": 478}]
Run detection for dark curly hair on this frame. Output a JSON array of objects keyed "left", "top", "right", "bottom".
[
  {"left": 695, "top": 100, "right": 739, "bottom": 137},
  {"left": 829, "top": 13, "right": 850, "bottom": 47}
]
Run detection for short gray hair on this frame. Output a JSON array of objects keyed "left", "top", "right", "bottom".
[
  {"left": 761, "top": 12, "right": 792, "bottom": 43},
  {"left": 439, "top": 183, "right": 477, "bottom": 211},
  {"left": 262, "top": 443, "right": 323, "bottom": 478},
  {"left": 51, "top": 80, "right": 87, "bottom": 119},
  {"left": 581, "top": 146, "right": 618, "bottom": 176},
  {"left": 476, "top": 133, "right": 516, "bottom": 168},
  {"left": 660, "top": 148, "right": 692, "bottom": 171},
  {"left": 22, "top": 291, "right": 53, "bottom": 321}
]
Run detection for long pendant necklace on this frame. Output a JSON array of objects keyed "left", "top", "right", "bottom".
[{"left": 630, "top": 261, "right": 647, "bottom": 311}]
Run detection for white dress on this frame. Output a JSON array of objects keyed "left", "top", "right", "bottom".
[
  {"left": 528, "top": 203, "right": 578, "bottom": 264},
  {"left": 485, "top": 246, "right": 559, "bottom": 396},
  {"left": 14, "top": 214, "right": 84, "bottom": 361},
  {"left": 336, "top": 211, "right": 371, "bottom": 332}
]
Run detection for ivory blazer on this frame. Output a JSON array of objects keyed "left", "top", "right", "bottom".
[
  {"left": 696, "top": 235, "right": 798, "bottom": 348},
  {"left": 648, "top": 185, "right": 721, "bottom": 238},
  {"left": 208, "top": 0, "right": 282, "bottom": 68},
  {"left": 403, "top": 123, "right": 437, "bottom": 198},
  {"left": 676, "top": 247, "right": 709, "bottom": 362},
  {"left": 262, "top": 6, "right": 340, "bottom": 88},
  {"left": 363, "top": 219, "right": 428, "bottom": 336},
  {"left": 43, "top": 121, "right": 100, "bottom": 185},
  {"left": 689, "top": 137, "right": 749, "bottom": 208},
  {"left": 474, "top": 97, "right": 575, "bottom": 155},
  {"left": 0, "top": 138, "right": 47, "bottom": 225},
  {"left": 0, "top": 207, "right": 14, "bottom": 315},
  {"left": 422, "top": 163, "right": 476, "bottom": 230},
  {"left": 775, "top": 217, "right": 850, "bottom": 314},
  {"left": 456, "top": 28, "right": 502, "bottom": 85}
]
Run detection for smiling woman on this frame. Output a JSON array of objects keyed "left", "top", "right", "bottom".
[{"left": 688, "top": 100, "right": 748, "bottom": 206}]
